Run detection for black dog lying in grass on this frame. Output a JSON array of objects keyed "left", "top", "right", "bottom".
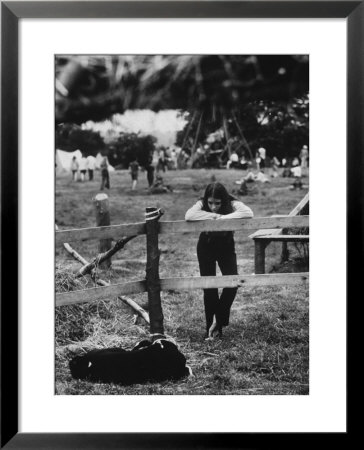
[{"left": 69, "top": 339, "right": 192, "bottom": 385}]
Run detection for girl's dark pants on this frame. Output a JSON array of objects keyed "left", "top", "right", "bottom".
[{"left": 197, "top": 232, "right": 238, "bottom": 331}]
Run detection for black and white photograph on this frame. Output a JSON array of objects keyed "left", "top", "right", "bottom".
[
  {"left": 2, "top": 0, "right": 356, "bottom": 444},
  {"left": 55, "top": 54, "right": 310, "bottom": 395}
]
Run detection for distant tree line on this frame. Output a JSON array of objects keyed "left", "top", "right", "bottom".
[{"left": 55, "top": 123, "right": 156, "bottom": 169}]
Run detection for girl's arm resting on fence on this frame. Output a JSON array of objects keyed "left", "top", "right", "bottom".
[
  {"left": 217, "top": 200, "right": 254, "bottom": 220},
  {"left": 185, "top": 201, "right": 219, "bottom": 221}
]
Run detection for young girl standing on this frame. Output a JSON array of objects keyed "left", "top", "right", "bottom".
[{"left": 185, "top": 182, "right": 253, "bottom": 339}]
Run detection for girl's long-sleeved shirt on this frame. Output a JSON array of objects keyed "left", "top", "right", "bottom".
[{"left": 185, "top": 200, "right": 253, "bottom": 221}]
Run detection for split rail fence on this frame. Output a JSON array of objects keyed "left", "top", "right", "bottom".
[
  {"left": 56, "top": 211, "right": 309, "bottom": 336},
  {"left": 250, "top": 193, "right": 309, "bottom": 274}
]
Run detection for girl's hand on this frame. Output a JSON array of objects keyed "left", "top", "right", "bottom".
[{"left": 212, "top": 213, "right": 221, "bottom": 220}]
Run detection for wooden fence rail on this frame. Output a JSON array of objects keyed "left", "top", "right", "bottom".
[
  {"left": 56, "top": 213, "right": 309, "bottom": 337},
  {"left": 56, "top": 273, "right": 309, "bottom": 307},
  {"left": 56, "top": 215, "right": 309, "bottom": 244}
]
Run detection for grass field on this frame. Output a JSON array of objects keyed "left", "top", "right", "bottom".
[{"left": 55, "top": 168, "right": 309, "bottom": 395}]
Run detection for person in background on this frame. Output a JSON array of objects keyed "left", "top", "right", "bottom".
[
  {"left": 170, "top": 149, "right": 178, "bottom": 170},
  {"left": 240, "top": 154, "right": 248, "bottom": 170},
  {"left": 100, "top": 154, "right": 110, "bottom": 190},
  {"left": 180, "top": 150, "right": 190, "bottom": 169},
  {"left": 157, "top": 149, "right": 166, "bottom": 173},
  {"left": 146, "top": 164, "right": 155, "bottom": 188},
  {"left": 185, "top": 182, "right": 253, "bottom": 340},
  {"left": 292, "top": 157, "right": 300, "bottom": 167},
  {"left": 79, "top": 154, "right": 87, "bottom": 182},
  {"left": 192, "top": 145, "right": 206, "bottom": 168},
  {"left": 256, "top": 147, "right": 266, "bottom": 172},
  {"left": 86, "top": 154, "right": 96, "bottom": 181},
  {"left": 129, "top": 158, "right": 139, "bottom": 191},
  {"left": 291, "top": 165, "right": 302, "bottom": 178},
  {"left": 271, "top": 156, "right": 281, "bottom": 177},
  {"left": 226, "top": 150, "right": 239, "bottom": 169},
  {"left": 70, "top": 156, "right": 79, "bottom": 181},
  {"left": 150, "top": 174, "right": 173, "bottom": 194},
  {"left": 299, "top": 145, "right": 309, "bottom": 174}
]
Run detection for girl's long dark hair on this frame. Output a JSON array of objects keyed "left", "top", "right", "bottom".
[{"left": 201, "top": 182, "right": 235, "bottom": 215}]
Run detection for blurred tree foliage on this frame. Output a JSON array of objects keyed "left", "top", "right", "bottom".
[
  {"left": 56, "top": 122, "right": 157, "bottom": 168},
  {"left": 55, "top": 123, "right": 105, "bottom": 155},
  {"left": 107, "top": 133, "right": 156, "bottom": 168},
  {"left": 55, "top": 55, "right": 309, "bottom": 124},
  {"left": 56, "top": 55, "right": 309, "bottom": 162},
  {"left": 238, "top": 94, "right": 309, "bottom": 159}
]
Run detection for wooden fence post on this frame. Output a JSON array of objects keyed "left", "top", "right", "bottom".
[
  {"left": 145, "top": 207, "right": 164, "bottom": 339},
  {"left": 254, "top": 240, "right": 268, "bottom": 274},
  {"left": 94, "top": 193, "right": 112, "bottom": 269},
  {"left": 280, "top": 241, "right": 290, "bottom": 263}
]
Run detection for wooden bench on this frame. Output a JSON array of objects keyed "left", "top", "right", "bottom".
[{"left": 250, "top": 193, "right": 309, "bottom": 274}]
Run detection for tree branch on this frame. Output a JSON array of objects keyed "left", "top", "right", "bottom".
[
  {"left": 76, "top": 235, "right": 137, "bottom": 278},
  {"left": 56, "top": 224, "right": 149, "bottom": 323}
]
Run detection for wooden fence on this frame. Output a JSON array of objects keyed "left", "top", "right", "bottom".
[
  {"left": 56, "top": 212, "right": 309, "bottom": 336},
  {"left": 55, "top": 215, "right": 308, "bottom": 245},
  {"left": 250, "top": 193, "right": 309, "bottom": 273}
]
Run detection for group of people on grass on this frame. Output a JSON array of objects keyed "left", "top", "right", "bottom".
[
  {"left": 127, "top": 159, "right": 172, "bottom": 193},
  {"left": 71, "top": 153, "right": 172, "bottom": 193},
  {"left": 71, "top": 154, "right": 111, "bottom": 190},
  {"left": 227, "top": 144, "right": 309, "bottom": 177},
  {"left": 70, "top": 154, "right": 97, "bottom": 182}
]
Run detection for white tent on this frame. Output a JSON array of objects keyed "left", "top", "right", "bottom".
[
  {"left": 56, "top": 149, "right": 82, "bottom": 176},
  {"left": 55, "top": 150, "right": 67, "bottom": 176},
  {"left": 95, "top": 152, "right": 115, "bottom": 172}
]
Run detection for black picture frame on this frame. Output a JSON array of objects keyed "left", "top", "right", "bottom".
[{"left": 1, "top": 1, "right": 360, "bottom": 448}]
